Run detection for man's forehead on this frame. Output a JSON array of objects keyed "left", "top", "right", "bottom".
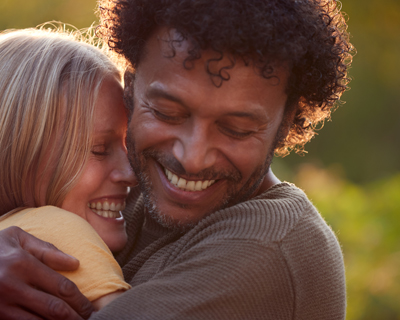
[
  {"left": 146, "top": 27, "right": 222, "bottom": 71},
  {"left": 139, "top": 27, "right": 288, "bottom": 88},
  {"left": 156, "top": 28, "right": 189, "bottom": 57}
]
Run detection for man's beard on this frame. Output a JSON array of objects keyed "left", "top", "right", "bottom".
[{"left": 126, "top": 130, "right": 275, "bottom": 232}]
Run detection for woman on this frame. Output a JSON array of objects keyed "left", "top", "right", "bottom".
[{"left": 0, "top": 27, "right": 135, "bottom": 310}]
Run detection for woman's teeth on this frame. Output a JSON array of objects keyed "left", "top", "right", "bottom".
[
  {"left": 164, "top": 168, "right": 215, "bottom": 191},
  {"left": 87, "top": 200, "right": 126, "bottom": 219}
]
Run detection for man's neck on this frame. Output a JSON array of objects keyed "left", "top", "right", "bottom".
[{"left": 256, "top": 168, "right": 281, "bottom": 197}]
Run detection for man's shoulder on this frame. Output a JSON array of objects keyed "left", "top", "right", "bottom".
[
  {"left": 172, "top": 182, "right": 346, "bottom": 318},
  {"left": 175, "top": 182, "right": 344, "bottom": 277},
  {"left": 187, "top": 182, "right": 318, "bottom": 244}
]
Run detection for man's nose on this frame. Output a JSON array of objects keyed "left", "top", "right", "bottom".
[{"left": 172, "top": 123, "right": 218, "bottom": 174}]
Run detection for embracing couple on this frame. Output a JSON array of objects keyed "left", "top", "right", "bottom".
[{"left": 0, "top": 0, "right": 353, "bottom": 319}]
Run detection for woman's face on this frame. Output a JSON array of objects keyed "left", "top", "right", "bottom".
[{"left": 60, "top": 76, "right": 136, "bottom": 252}]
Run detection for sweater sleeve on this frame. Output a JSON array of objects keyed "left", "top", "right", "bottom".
[{"left": 91, "top": 239, "right": 296, "bottom": 320}]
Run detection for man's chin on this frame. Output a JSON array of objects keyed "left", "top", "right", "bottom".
[
  {"left": 148, "top": 210, "right": 197, "bottom": 232},
  {"left": 145, "top": 198, "right": 230, "bottom": 232}
]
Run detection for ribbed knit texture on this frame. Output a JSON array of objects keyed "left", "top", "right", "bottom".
[{"left": 91, "top": 183, "right": 346, "bottom": 319}]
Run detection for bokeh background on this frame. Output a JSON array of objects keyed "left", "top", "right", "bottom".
[{"left": 1, "top": 0, "right": 399, "bottom": 318}]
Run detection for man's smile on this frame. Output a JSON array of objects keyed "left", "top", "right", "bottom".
[
  {"left": 164, "top": 168, "right": 216, "bottom": 192},
  {"left": 154, "top": 161, "right": 225, "bottom": 205}
]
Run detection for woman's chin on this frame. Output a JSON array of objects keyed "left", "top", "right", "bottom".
[{"left": 106, "top": 232, "right": 128, "bottom": 253}]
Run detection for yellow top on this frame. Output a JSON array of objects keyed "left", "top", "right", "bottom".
[{"left": 0, "top": 206, "right": 130, "bottom": 301}]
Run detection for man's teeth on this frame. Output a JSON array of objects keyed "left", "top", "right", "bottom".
[
  {"left": 87, "top": 201, "right": 126, "bottom": 219},
  {"left": 164, "top": 168, "right": 215, "bottom": 191}
]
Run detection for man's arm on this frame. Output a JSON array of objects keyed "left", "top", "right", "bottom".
[
  {"left": 90, "top": 203, "right": 345, "bottom": 320},
  {"left": 0, "top": 226, "right": 93, "bottom": 320},
  {"left": 91, "top": 240, "right": 296, "bottom": 320}
]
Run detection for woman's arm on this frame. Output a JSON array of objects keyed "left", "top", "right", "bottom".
[{"left": 92, "top": 290, "right": 125, "bottom": 311}]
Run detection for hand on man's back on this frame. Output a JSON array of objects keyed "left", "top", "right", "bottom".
[{"left": 0, "top": 226, "right": 93, "bottom": 320}]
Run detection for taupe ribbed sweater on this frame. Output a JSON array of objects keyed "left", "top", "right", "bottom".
[{"left": 91, "top": 183, "right": 346, "bottom": 319}]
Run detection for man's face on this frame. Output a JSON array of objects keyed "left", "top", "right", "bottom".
[{"left": 127, "top": 28, "right": 289, "bottom": 229}]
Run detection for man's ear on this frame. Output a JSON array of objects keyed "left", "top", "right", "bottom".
[{"left": 281, "top": 100, "right": 298, "bottom": 139}]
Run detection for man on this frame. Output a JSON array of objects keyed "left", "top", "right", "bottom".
[{"left": 0, "top": 0, "right": 353, "bottom": 319}]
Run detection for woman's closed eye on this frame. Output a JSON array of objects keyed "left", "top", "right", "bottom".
[{"left": 91, "top": 144, "right": 109, "bottom": 157}]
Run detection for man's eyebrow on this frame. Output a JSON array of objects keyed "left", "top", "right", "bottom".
[
  {"left": 224, "top": 111, "right": 266, "bottom": 122},
  {"left": 145, "top": 85, "right": 268, "bottom": 122},
  {"left": 145, "top": 86, "right": 185, "bottom": 106}
]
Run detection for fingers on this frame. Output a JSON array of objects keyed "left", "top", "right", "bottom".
[
  {"left": 0, "top": 307, "right": 43, "bottom": 320},
  {"left": 3, "top": 281, "right": 85, "bottom": 320},
  {"left": 18, "top": 286, "right": 87, "bottom": 320},
  {"left": 26, "top": 255, "right": 93, "bottom": 319},
  {"left": 1, "top": 251, "right": 93, "bottom": 320},
  {"left": 48, "top": 275, "right": 93, "bottom": 319},
  {"left": 0, "top": 227, "right": 93, "bottom": 319},
  {"left": 15, "top": 226, "right": 80, "bottom": 271}
]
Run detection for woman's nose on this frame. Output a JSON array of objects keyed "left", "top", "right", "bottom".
[{"left": 111, "top": 150, "right": 138, "bottom": 187}]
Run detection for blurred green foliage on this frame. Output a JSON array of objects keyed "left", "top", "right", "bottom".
[
  {"left": 277, "top": 0, "right": 400, "bottom": 183},
  {"left": 0, "top": 0, "right": 97, "bottom": 30},
  {"left": 293, "top": 164, "right": 400, "bottom": 319},
  {"left": 1, "top": 0, "right": 399, "bottom": 319}
]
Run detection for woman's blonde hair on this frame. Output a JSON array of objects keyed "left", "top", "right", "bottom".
[{"left": 0, "top": 26, "right": 120, "bottom": 215}]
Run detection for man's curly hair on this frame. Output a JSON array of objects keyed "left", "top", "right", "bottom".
[{"left": 97, "top": 0, "right": 354, "bottom": 156}]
